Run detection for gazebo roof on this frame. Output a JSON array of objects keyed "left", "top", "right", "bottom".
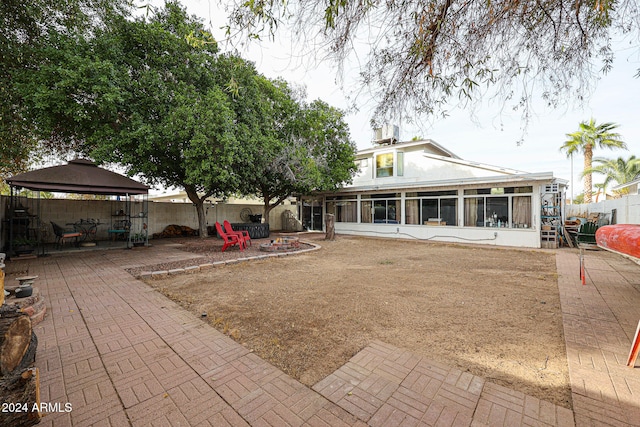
[{"left": 7, "top": 159, "right": 149, "bottom": 195}]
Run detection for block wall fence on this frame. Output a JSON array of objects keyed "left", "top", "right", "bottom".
[
  {"left": 0, "top": 195, "right": 297, "bottom": 245},
  {"left": 565, "top": 194, "right": 640, "bottom": 225}
]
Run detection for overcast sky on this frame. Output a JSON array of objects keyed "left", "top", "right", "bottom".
[{"left": 155, "top": 1, "right": 640, "bottom": 199}]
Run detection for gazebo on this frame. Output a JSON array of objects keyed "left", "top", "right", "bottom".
[{"left": 5, "top": 159, "right": 149, "bottom": 258}]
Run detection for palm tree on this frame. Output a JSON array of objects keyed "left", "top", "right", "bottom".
[
  {"left": 583, "top": 155, "right": 640, "bottom": 198},
  {"left": 560, "top": 119, "right": 627, "bottom": 204}
]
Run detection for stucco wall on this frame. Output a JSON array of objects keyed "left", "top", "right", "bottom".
[
  {"left": 322, "top": 181, "right": 549, "bottom": 248},
  {"left": 1, "top": 195, "right": 297, "bottom": 246},
  {"left": 565, "top": 194, "right": 640, "bottom": 224},
  {"left": 334, "top": 222, "right": 542, "bottom": 247},
  {"left": 354, "top": 145, "right": 514, "bottom": 188}
]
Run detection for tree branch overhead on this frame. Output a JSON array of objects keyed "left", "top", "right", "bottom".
[{"left": 227, "top": 0, "right": 639, "bottom": 126}]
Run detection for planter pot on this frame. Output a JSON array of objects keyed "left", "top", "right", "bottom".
[
  {"left": 14, "top": 245, "right": 34, "bottom": 256},
  {"left": 15, "top": 285, "right": 33, "bottom": 298}
]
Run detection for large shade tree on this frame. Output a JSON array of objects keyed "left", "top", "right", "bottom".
[
  {"left": 583, "top": 155, "right": 640, "bottom": 197},
  {"left": 207, "top": 54, "right": 357, "bottom": 224},
  {"left": 560, "top": 119, "right": 627, "bottom": 203},
  {"left": 17, "top": 1, "right": 238, "bottom": 237},
  {"left": 236, "top": 88, "right": 357, "bottom": 224},
  {"left": 226, "top": 0, "right": 640, "bottom": 127},
  {"left": 16, "top": 1, "right": 357, "bottom": 233},
  {"left": 0, "top": 0, "right": 130, "bottom": 181}
]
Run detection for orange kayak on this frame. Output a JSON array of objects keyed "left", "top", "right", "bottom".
[{"left": 595, "top": 224, "right": 640, "bottom": 262}]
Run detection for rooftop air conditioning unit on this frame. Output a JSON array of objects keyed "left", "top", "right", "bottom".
[{"left": 374, "top": 124, "right": 400, "bottom": 145}]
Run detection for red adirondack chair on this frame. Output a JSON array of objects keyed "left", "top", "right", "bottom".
[
  {"left": 215, "top": 221, "right": 244, "bottom": 252},
  {"left": 224, "top": 220, "right": 251, "bottom": 248}
]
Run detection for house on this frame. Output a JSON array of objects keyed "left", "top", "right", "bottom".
[
  {"left": 612, "top": 178, "right": 640, "bottom": 196},
  {"left": 299, "top": 136, "right": 567, "bottom": 248}
]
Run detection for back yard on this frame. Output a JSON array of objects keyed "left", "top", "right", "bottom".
[{"left": 142, "top": 234, "right": 571, "bottom": 409}]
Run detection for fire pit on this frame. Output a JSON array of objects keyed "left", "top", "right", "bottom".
[{"left": 260, "top": 236, "right": 300, "bottom": 252}]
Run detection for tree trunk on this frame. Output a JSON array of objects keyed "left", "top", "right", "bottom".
[
  {"left": 325, "top": 214, "right": 335, "bottom": 240},
  {"left": 0, "top": 368, "right": 41, "bottom": 427},
  {"left": 0, "top": 313, "right": 33, "bottom": 376},
  {"left": 262, "top": 204, "right": 273, "bottom": 225},
  {"left": 184, "top": 186, "right": 208, "bottom": 238},
  {"left": 262, "top": 194, "right": 289, "bottom": 226},
  {"left": 0, "top": 308, "right": 40, "bottom": 427},
  {"left": 584, "top": 145, "right": 593, "bottom": 204},
  {"left": 194, "top": 201, "right": 207, "bottom": 238}
]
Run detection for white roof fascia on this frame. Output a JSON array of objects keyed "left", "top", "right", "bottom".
[
  {"left": 612, "top": 178, "right": 640, "bottom": 191},
  {"left": 426, "top": 140, "right": 461, "bottom": 159},
  {"left": 422, "top": 152, "right": 529, "bottom": 175},
  {"left": 552, "top": 177, "right": 569, "bottom": 186},
  {"left": 357, "top": 139, "right": 461, "bottom": 159},
  {"left": 323, "top": 172, "right": 557, "bottom": 195}
]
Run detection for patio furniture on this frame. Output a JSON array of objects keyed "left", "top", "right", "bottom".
[
  {"left": 73, "top": 219, "right": 101, "bottom": 242},
  {"left": 51, "top": 221, "right": 82, "bottom": 249},
  {"left": 225, "top": 223, "right": 270, "bottom": 239},
  {"left": 576, "top": 222, "right": 598, "bottom": 245},
  {"left": 108, "top": 219, "right": 131, "bottom": 241},
  {"left": 215, "top": 222, "right": 244, "bottom": 252},
  {"left": 224, "top": 220, "right": 251, "bottom": 247}
]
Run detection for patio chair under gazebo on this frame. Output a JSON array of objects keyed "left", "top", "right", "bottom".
[{"left": 5, "top": 159, "right": 149, "bottom": 258}]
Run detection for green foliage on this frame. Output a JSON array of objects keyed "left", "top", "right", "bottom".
[
  {"left": 560, "top": 118, "right": 626, "bottom": 203},
  {"left": 12, "top": 236, "right": 37, "bottom": 247},
  {"left": 0, "top": 0, "right": 131, "bottom": 183},
  {"left": 24, "top": 2, "right": 227, "bottom": 178},
  {"left": 66, "top": 193, "right": 108, "bottom": 200},
  {"left": 582, "top": 155, "right": 640, "bottom": 196},
  {"left": 560, "top": 119, "right": 626, "bottom": 157},
  {"left": 15, "top": 1, "right": 238, "bottom": 236},
  {"left": 226, "top": 0, "right": 638, "bottom": 126},
  {"left": 16, "top": 0, "right": 355, "bottom": 233},
  {"left": 231, "top": 77, "right": 357, "bottom": 223},
  {"left": 299, "top": 99, "right": 357, "bottom": 190}
]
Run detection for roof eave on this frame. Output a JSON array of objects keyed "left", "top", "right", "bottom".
[{"left": 313, "top": 172, "right": 558, "bottom": 195}]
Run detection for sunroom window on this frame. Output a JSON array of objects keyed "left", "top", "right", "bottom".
[
  {"left": 361, "top": 193, "right": 401, "bottom": 224},
  {"left": 405, "top": 190, "right": 457, "bottom": 226},
  {"left": 463, "top": 186, "right": 532, "bottom": 228},
  {"left": 326, "top": 196, "right": 358, "bottom": 222}
]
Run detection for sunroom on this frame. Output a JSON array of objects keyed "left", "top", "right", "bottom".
[{"left": 302, "top": 138, "right": 566, "bottom": 248}]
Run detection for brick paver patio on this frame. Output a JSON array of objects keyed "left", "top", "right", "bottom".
[
  {"left": 3, "top": 241, "right": 639, "bottom": 426},
  {"left": 556, "top": 248, "right": 640, "bottom": 426}
]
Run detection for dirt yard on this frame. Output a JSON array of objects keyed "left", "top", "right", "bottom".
[{"left": 142, "top": 233, "right": 571, "bottom": 409}]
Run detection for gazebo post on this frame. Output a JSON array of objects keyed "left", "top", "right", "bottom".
[
  {"left": 0, "top": 255, "right": 5, "bottom": 306},
  {"left": 8, "top": 185, "right": 15, "bottom": 259},
  {"left": 36, "top": 192, "right": 44, "bottom": 257},
  {"left": 126, "top": 193, "right": 132, "bottom": 249}
]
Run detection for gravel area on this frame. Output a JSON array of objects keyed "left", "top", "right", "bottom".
[{"left": 125, "top": 234, "right": 316, "bottom": 277}]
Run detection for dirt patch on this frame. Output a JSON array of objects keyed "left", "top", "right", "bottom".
[{"left": 143, "top": 233, "right": 571, "bottom": 409}]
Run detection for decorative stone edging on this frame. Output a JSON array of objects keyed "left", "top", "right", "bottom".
[
  {"left": 260, "top": 236, "right": 301, "bottom": 252},
  {"left": 135, "top": 240, "right": 322, "bottom": 280}
]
